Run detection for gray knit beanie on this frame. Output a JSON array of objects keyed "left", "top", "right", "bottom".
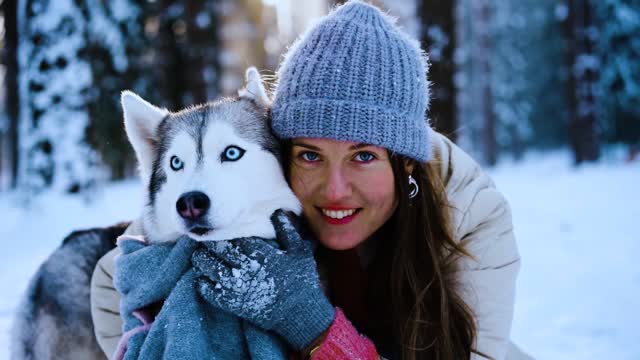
[{"left": 272, "top": 0, "right": 431, "bottom": 162}]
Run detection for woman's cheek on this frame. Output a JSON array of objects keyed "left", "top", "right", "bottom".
[{"left": 290, "top": 168, "right": 315, "bottom": 203}]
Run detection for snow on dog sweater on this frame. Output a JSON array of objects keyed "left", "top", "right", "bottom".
[{"left": 112, "top": 235, "right": 288, "bottom": 360}]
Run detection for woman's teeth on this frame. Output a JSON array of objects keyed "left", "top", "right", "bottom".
[{"left": 321, "top": 208, "right": 357, "bottom": 219}]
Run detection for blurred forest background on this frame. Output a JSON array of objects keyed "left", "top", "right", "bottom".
[{"left": 0, "top": 0, "right": 638, "bottom": 195}]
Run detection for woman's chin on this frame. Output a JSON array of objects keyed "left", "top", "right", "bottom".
[{"left": 317, "top": 232, "right": 366, "bottom": 251}]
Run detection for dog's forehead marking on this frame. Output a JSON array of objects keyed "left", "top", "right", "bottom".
[
  {"left": 155, "top": 98, "right": 280, "bottom": 175},
  {"left": 161, "top": 108, "right": 208, "bottom": 164},
  {"left": 179, "top": 99, "right": 277, "bottom": 150}
]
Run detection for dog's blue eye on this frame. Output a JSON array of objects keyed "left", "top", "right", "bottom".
[
  {"left": 170, "top": 155, "right": 184, "bottom": 171},
  {"left": 222, "top": 146, "right": 245, "bottom": 162}
]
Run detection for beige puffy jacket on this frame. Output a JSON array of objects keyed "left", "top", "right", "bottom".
[{"left": 90, "top": 130, "right": 523, "bottom": 359}]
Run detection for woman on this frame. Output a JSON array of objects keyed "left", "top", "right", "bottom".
[{"left": 92, "top": 1, "right": 521, "bottom": 359}]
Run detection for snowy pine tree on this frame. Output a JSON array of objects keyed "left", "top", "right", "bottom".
[
  {"left": 0, "top": 65, "right": 7, "bottom": 190},
  {"left": 526, "top": 1, "right": 569, "bottom": 150},
  {"left": 83, "top": 0, "right": 148, "bottom": 180},
  {"left": 16, "top": 0, "right": 149, "bottom": 193},
  {"left": 417, "top": 0, "right": 457, "bottom": 141},
  {"left": 457, "top": 0, "right": 573, "bottom": 162},
  {"left": 490, "top": 0, "right": 554, "bottom": 159},
  {"left": 455, "top": 0, "right": 496, "bottom": 165},
  {"left": 594, "top": 0, "right": 640, "bottom": 146},
  {"left": 17, "top": 0, "right": 104, "bottom": 193},
  {"left": 2, "top": 0, "right": 21, "bottom": 190},
  {"left": 563, "top": 0, "right": 601, "bottom": 164},
  {"left": 0, "top": 1, "right": 17, "bottom": 191}
]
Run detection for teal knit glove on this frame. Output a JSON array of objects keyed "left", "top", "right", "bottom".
[{"left": 192, "top": 210, "right": 335, "bottom": 350}]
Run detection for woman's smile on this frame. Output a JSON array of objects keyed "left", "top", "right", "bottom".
[{"left": 318, "top": 206, "right": 363, "bottom": 224}]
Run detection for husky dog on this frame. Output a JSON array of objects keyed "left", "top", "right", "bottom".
[
  {"left": 11, "top": 68, "right": 300, "bottom": 359},
  {"left": 122, "top": 68, "right": 299, "bottom": 243}
]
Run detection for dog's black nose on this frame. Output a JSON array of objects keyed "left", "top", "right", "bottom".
[{"left": 176, "top": 191, "right": 210, "bottom": 220}]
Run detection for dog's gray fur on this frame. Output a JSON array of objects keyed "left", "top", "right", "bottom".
[{"left": 10, "top": 224, "right": 127, "bottom": 360}]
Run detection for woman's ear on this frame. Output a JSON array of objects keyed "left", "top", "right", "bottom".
[{"left": 404, "top": 159, "right": 415, "bottom": 176}]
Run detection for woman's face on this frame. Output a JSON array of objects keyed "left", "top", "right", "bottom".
[{"left": 289, "top": 138, "right": 397, "bottom": 250}]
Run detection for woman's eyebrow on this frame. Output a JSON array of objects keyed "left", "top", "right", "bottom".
[
  {"left": 292, "top": 142, "right": 372, "bottom": 151},
  {"left": 349, "top": 143, "right": 372, "bottom": 150},
  {"left": 291, "top": 142, "right": 321, "bottom": 151}
]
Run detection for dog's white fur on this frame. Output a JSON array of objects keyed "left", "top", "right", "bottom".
[{"left": 122, "top": 67, "right": 300, "bottom": 242}]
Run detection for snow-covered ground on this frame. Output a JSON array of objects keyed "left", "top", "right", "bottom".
[
  {"left": 491, "top": 151, "right": 640, "bottom": 360},
  {"left": 0, "top": 151, "right": 638, "bottom": 359}
]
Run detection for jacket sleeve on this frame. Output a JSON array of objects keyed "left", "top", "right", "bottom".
[
  {"left": 456, "top": 180, "right": 521, "bottom": 360},
  {"left": 90, "top": 246, "right": 123, "bottom": 358}
]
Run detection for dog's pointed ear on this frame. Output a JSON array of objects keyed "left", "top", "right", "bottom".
[
  {"left": 121, "top": 90, "right": 169, "bottom": 181},
  {"left": 238, "top": 67, "right": 270, "bottom": 107}
]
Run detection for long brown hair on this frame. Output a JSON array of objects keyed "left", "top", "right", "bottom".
[
  {"left": 281, "top": 141, "right": 480, "bottom": 359},
  {"left": 379, "top": 153, "right": 480, "bottom": 359}
]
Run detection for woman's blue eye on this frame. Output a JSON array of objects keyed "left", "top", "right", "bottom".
[
  {"left": 222, "top": 145, "right": 245, "bottom": 162},
  {"left": 300, "top": 152, "right": 319, "bottom": 162},
  {"left": 170, "top": 155, "right": 184, "bottom": 171},
  {"left": 355, "top": 152, "right": 375, "bottom": 162}
]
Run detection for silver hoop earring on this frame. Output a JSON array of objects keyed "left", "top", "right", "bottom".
[{"left": 408, "top": 175, "right": 419, "bottom": 199}]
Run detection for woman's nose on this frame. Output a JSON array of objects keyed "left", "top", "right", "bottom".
[{"left": 323, "top": 166, "right": 352, "bottom": 202}]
